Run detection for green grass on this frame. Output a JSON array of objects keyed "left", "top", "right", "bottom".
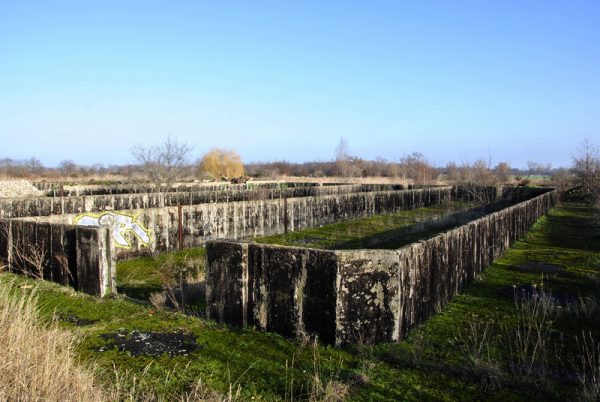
[
  {"left": 117, "top": 247, "right": 206, "bottom": 301},
  {"left": 3, "top": 202, "right": 599, "bottom": 400},
  {"left": 256, "top": 200, "right": 479, "bottom": 250}
]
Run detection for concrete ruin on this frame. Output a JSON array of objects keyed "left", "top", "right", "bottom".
[
  {"left": 12, "top": 186, "right": 453, "bottom": 259},
  {"left": 0, "top": 219, "right": 114, "bottom": 297},
  {"left": 205, "top": 189, "right": 558, "bottom": 345},
  {"left": 0, "top": 183, "right": 450, "bottom": 297},
  {"left": 0, "top": 181, "right": 557, "bottom": 342}
]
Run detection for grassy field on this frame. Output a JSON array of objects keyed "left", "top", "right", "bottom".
[
  {"left": 255, "top": 200, "right": 479, "bottom": 250},
  {"left": 1, "top": 202, "right": 599, "bottom": 400},
  {"left": 117, "top": 246, "right": 206, "bottom": 301}
]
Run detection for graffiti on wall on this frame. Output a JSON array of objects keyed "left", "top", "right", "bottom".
[{"left": 74, "top": 212, "right": 152, "bottom": 249}]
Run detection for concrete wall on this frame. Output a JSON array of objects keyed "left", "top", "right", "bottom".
[
  {"left": 0, "top": 185, "right": 447, "bottom": 297},
  {"left": 206, "top": 242, "right": 339, "bottom": 343},
  {"left": 29, "top": 187, "right": 452, "bottom": 259},
  {"left": 0, "top": 183, "right": 415, "bottom": 219},
  {"left": 205, "top": 189, "right": 558, "bottom": 345},
  {"left": 37, "top": 181, "right": 322, "bottom": 196},
  {"left": 0, "top": 219, "right": 115, "bottom": 297}
]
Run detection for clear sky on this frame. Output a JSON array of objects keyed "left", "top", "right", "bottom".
[{"left": 1, "top": 0, "right": 598, "bottom": 168}]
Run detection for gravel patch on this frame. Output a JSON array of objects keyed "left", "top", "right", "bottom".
[{"left": 0, "top": 180, "right": 43, "bottom": 198}]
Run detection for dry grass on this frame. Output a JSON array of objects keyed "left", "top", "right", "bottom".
[
  {"left": 284, "top": 340, "right": 349, "bottom": 402},
  {"left": 0, "top": 282, "right": 107, "bottom": 401},
  {"left": 0, "top": 280, "right": 233, "bottom": 401}
]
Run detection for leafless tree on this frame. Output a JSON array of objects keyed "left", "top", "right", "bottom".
[
  {"left": 399, "top": 152, "right": 433, "bottom": 185},
  {"left": 27, "top": 157, "right": 44, "bottom": 176},
  {"left": 452, "top": 159, "right": 501, "bottom": 205},
  {"left": 131, "top": 135, "right": 193, "bottom": 191},
  {"left": 494, "top": 162, "right": 512, "bottom": 183},
  {"left": 17, "top": 243, "right": 47, "bottom": 279},
  {"left": 445, "top": 162, "right": 461, "bottom": 183},
  {"left": 59, "top": 160, "right": 77, "bottom": 177},
  {"left": 572, "top": 139, "right": 600, "bottom": 202},
  {"left": 551, "top": 168, "right": 574, "bottom": 195},
  {"left": 335, "top": 137, "right": 351, "bottom": 177},
  {"left": 5, "top": 228, "right": 47, "bottom": 280}
]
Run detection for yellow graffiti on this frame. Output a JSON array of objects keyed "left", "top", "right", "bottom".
[{"left": 74, "top": 211, "right": 152, "bottom": 249}]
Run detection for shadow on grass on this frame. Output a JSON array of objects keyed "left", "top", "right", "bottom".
[{"left": 332, "top": 202, "right": 507, "bottom": 250}]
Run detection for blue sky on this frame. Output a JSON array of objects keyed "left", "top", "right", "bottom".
[{"left": 1, "top": 1, "right": 598, "bottom": 168}]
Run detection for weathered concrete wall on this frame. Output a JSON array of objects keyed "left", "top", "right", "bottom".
[
  {"left": 37, "top": 181, "right": 323, "bottom": 197},
  {"left": 205, "top": 189, "right": 558, "bottom": 345},
  {"left": 0, "top": 183, "right": 416, "bottom": 219},
  {"left": 337, "top": 189, "right": 558, "bottom": 344},
  {"left": 0, "top": 219, "right": 115, "bottom": 297},
  {"left": 31, "top": 187, "right": 452, "bottom": 259},
  {"left": 206, "top": 242, "right": 338, "bottom": 343}
]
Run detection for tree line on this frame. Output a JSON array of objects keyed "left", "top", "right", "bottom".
[{"left": 1, "top": 137, "right": 598, "bottom": 206}]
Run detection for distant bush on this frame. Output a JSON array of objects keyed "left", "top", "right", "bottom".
[
  {"left": 518, "top": 179, "right": 531, "bottom": 187},
  {"left": 198, "top": 148, "right": 245, "bottom": 180}
]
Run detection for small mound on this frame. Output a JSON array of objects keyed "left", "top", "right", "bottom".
[
  {"left": 97, "top": 330, "right": 199, "bottom": 357},
  {"left": 0, "top": 180, "right": 43, "bottom": 198}
]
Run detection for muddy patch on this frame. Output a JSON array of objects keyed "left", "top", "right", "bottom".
[
  {"left": 59, "top": 314, "right": 99, "bottom": 326},
  {"left": 97, "top": 330, "right": 199, "bottom": 357},
  {"left": 504, "top": 284, "right": 576, "bottom": 305},
  {"left": 514, "top": 262, "right": 565, "bottom": 275}
]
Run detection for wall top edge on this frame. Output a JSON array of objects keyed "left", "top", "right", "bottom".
[{"left": 207, "top": 189, "right": 557, "bottom": 255}]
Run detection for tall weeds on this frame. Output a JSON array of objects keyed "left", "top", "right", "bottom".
[
  {"left": 0, "top": 279, "right": 346, "bottom": 401},
  {"left": 0, "top": 280, "right": 232, "bottom": 401},
  {"left": 502, "top": 284, "right": 558, "bottom": 378},
  {"left": 0, "top": 282, "right": 106, "bottom": 401},
  {"left": 455, "top": 281, "right": 559, "bottom": 389},
  {"left": 572, "top": 332, "right": 600, "bottom": 402},
  {"left": 284, "top": 340, "right": 349, "bottom": 402}
]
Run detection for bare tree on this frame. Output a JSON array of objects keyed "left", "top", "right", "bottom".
[
  {"left": 27, "top": 157, "right": 44, "bottom": 176},
  {"left": 494, "top": 162, "right": 512, "bottom": 183},
  {"left": 526, "top": 160, "right": 538, "bottom": 178},
  {"left": 445, "top": 162, "right": 461, "bottom": 183},
  {"left": 400, "top": 152, "right": 433, "bottom": 185},
  {"left": 59, "top": 160, "right": 77, "bottom": 177},
  {"left": 3, "top": 225, "right": 47, "bottom": 280},
  {"left": 551, "top": 167, "right": 574, "bottom": 195},
  {"left": 335, "top": 137, "right": 350, "bottom": 177},
  {"left": 572, "top": 139, "right": 600, "bottom": 202},
  {"left": 17, "top": 243, "right": 47, "bottom": 279},
  {"left": 155, "top": 254, "right": 201, "bottom": 311},
  {"left": 452, "top": 159, "right": 501, "bottom": 205},
  {"left": 131, "top": 136, "right": 193, "bottom": 191}
]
